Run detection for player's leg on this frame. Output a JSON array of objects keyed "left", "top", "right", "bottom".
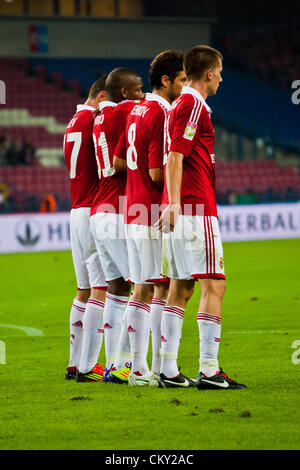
[
  {"left": 90, "top": 212, "right": 132, "bottom": 377},
  {"left": 195, "top": 216, "right": 246, "bottom": 389},
  {"left": 158, "top": 279, "right": 196, "bottom": 388},
  {"left": 150, "top": 282, "right": 169, "bottom": 377},
  {"left": 197, "top": 277, "right": 225, "bottom": 378},
  {"left": 66, "top": 208, "right": 91, "bottom": 379},
  {"left": 66, "top": 288, "right": 90, "bottom": 379},
  {"left": 126, "top": 283, "right": 153, "bottom": 384},
  {"left": 77, "top": 287, "right": 107, "bottom": 381},
  {"left": 102, "top": 277, "right": 132, "bottom": 378},
  {"left": 76, "top": 212, "right": 108, "bottom": 382}
]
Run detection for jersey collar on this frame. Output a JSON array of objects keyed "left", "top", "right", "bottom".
[
  {"left": 99, "top": 100, "right": 117, "bottom": 111},
  {"left": 181, "top": 86, "right": 212, "bottom": 113},
  {"left": 145, "top": 93, "right": 171, "bottom": 111},
  {"left": 76, "top": 104, "right": 96, "bottom": 113}
]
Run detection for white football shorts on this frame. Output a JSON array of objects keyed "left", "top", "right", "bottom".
[
  {"left": 125, "top": 224, "right": 168, "bottom": 284},
  {"left": 162, "top": 215, "right": 225, "bottom": 281},
  {"left": 70, "top": 207, "right": 107, "bottom": 290},
  {"left": 90, "top": 212, "right": 130, "bottom": 282}
]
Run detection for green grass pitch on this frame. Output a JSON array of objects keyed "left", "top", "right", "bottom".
[{"left": 0, "top": 239, "right": 299, "bottom": 450}]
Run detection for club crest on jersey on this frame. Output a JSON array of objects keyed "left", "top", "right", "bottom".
[
  {"left": 184, "top": 121, "right": 197, "bottom": 140},
  {"left": 219, "top": 257, "right": 224, "bottom": 269}
]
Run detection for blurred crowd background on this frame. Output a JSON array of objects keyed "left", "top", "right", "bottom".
[{"left": 0, "top": 0, "right": 299, "bottom": 213}]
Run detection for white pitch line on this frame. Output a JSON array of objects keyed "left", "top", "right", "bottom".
[
  {"left": 0, "top": 324, "right": 44, "bottom": 336},
  {"left": 224, "top": 329, "right": 296, "bottom": 335}
]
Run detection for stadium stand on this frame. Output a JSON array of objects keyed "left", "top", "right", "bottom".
[{"left": 0, "top": 44, "right": 299, "bottom": 213}]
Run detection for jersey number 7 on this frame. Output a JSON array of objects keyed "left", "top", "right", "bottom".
[{"left": 64, "top": 132, "right": 82, "bottom": 179}]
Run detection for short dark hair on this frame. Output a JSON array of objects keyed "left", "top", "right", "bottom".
[
  {"left": 105, "top": 68, "right": 140, "bottom": 94},
  {"left": 149, "top": 50, "right": 184, "bottom": 90},
  {"left": 184, "top": 45, "right": 223, "bottom": 81},
  {"left": 88, "top": 75, "right": 107, "bottom": 99}
]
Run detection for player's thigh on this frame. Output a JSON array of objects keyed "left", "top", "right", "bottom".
[
  {"left": 182, "top": 215, "right": 226, "bottom": 280},
  {"left": 90, "top": 212, "right": 129, "bottom": 281},
  {"left": 198, "top": 277, "right": 226, "bottom": 299},
  {"left": 70, "top": 208, "right": 91, "bottom": 289},
  {"left": 126, "top": 224, "right": 163, "bottom": 283},
  {"left": 162, "top": 216, "right": 195, "bottom": 280}
]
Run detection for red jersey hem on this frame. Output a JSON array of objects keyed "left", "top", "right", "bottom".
[{"left": 191, "top": 273, "right": 226, "bottom": 280}]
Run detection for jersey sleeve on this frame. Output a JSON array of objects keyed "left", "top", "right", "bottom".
[
  {"left": 114, "top": 131, "right": 126, "bottom": 160},
  {"left": 148, "top": 108, "right": 165, "bottom": 169},
  {"left": 169, "top": 96, "right": 203, "bottom": 157}
]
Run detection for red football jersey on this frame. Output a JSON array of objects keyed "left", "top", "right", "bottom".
[
  {"left": 162, "top": 86, "right": 217, "bottom": 216},
  {"left": 64, "top": 105, "right": 99, "bottom": 208},
  {"left": 115, "top": 93, "right": 170, "bottom": 225},
  {"left": 90, "top": 100, "right": 137, "bottom": 215}
]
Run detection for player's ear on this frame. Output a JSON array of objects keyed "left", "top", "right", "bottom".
[
  {"left": 97, "top": 90, "right": 106, "bottom": 103},
  {"left": 161, "top": 75, "right": 169, "bottom": 89},
  {"left": 207, "top": 69, "right": 213, "bottom": 81},
  {"left": 121, "top": 86, "right": 128, "bottom": 98}
]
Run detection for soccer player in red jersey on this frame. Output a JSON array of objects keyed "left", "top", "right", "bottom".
[
  {"left": 90, "top": 68, "right": 143, "bottom": 378},
  {"left": 113, "top": 51, "right": 186, "bottom": 386},
  {"left": 156, "top": 45, "right": 247, "bottom": 389},
  {"left": 64, "top": 77, "right": 108, "bottom": 382}
]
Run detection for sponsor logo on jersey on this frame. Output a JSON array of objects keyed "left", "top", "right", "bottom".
[
  {"left": 72, "top": 321, "right": 83, "bottom": 328},
  {"left": 210, "top": 153, "right": 215, "bottom": 163},
  {"left": 104, "top": 323, "right": 113, "bottom": 329},
  {"left": 183, "top": 121, "right": 197, "bottom": 140}
]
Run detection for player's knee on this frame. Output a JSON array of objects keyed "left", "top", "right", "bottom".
[
  {"left": 108, "top": 278, "right": 132, "bottom": 297},
  {"left": 76, "top": 288, "right": 90, "bottom": 303},
  {"left": 154, "top": 282, "right": 169, "bottom": 300},
  {"left": 168, "top": 281, "right": 194, "bottom": 306},
  {"left": 201, "top": 279, "right": 226, "bottom": 300}
]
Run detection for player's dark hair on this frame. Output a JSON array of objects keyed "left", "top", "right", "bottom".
[
  {"left": 184, "top": 45, "right": 223, "bottom": 81},
  {"left": 88, "top": 75, "right": 107, "bottom": 99},
  {"left": 105, "top": 68, "right": 140, "bottom": 101},
  {"left": 149, "top": 50, "right": 184, "bottom": 90}
]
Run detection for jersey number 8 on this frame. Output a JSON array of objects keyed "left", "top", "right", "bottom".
[{"left": 127, "top": 123, "right": 138, "bottom": 170}]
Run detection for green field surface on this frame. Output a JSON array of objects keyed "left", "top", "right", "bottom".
[{"left": 0, "top": 239, "right": 299, "bottom": 450}]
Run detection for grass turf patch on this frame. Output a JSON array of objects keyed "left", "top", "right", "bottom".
[{"left": 0, "top": 239, "right": 300, "bottom": 450}]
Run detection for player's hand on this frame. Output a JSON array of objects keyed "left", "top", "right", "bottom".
[{"left": 154, "top": 203, "right": 181, "bottom": 233}]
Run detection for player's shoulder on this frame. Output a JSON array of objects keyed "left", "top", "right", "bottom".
[
  {"left": 172, "top": 92, "right": 196, "bottom": 111},
  {"left": 66, "top": 108, "right": 94, "bottom": 131},
  {"left": 116, "top": 100, "right": 139, "bottom": 113}
]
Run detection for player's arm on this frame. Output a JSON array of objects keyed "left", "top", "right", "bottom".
[
  {"left": 155, "top": 151, "right": 183, "bottom": 232},
  {"left": 113, "top": 155, "right": 127, "bottom": 172},
  {"left": 113, "top": 130, "right": 127, "bottom": 173},
  {"left": 149, "top": 168, "right": 164, "bottom": 187}
]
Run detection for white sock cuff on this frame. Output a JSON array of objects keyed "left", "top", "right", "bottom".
[
  {"left": 128, "top": 300, "right": 151, "bottom": 314},
  {"left": 87, "top": 298, "right": 105, "bottom": 309},
  {"left": 197, "top": 312, "right": 221, "bottom": 324},
  {"left": 163, "top": 305, "right": 185, "bottom": 319},
  {"left": 151, "top": 298, "right": 166, "bottom": 306},
  {"left": 72, "top": 298, "right": 86, "bottom": 311},
  {"left": 106, "top": 293, "right": 128, "bottom": 305}
]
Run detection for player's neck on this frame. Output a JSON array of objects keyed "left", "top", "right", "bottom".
[
  {"left": 84, "top": 98, "right": 98, "bottom": 110},
  {"left": 152, "top": 89, "right": 172, "bottom": 105},
  {"left": 186, "top": 80, "right": 208, "bottom": 101}
]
